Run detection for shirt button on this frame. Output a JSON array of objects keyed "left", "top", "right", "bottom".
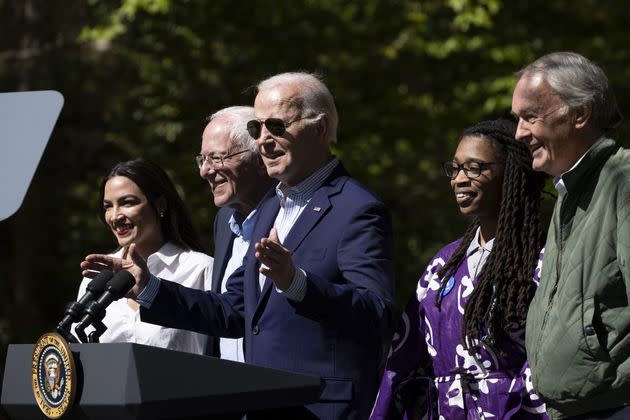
[
  {"left": 252, "top": 325, "right": 260, "bottom": 335},
  {"left": 584, "top": 325, "right": 596, "bottom": 336}
]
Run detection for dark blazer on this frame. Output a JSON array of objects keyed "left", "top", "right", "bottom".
[
  {"left": 142, "top": 163, "right": 395, "bottom": 419},
  {"left": 211, "top": 207, "right": 237, "bottom": 294},
  {"left": 204, "top": 206, "right": 237, "bottom": 357}
]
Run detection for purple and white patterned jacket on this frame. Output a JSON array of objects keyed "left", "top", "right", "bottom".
[{"left": 371, "top": 238, "right": 548, "bottom": 420}]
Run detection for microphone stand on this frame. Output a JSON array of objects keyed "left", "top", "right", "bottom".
[
  {"left": 75, "top": 300, "right": 107, "bottom": 343},
  {"left": 55, "top": 301, "right": 84, "bottom": 343},
  {"left": 56, "top": 326, "right": 79, "bottom": 344},
  {"left": 87, "top": 320, "right": 107, "bottom": 343}
]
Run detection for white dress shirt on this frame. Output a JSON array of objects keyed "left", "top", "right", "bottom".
[{"left": 74, "top": 241, "right": 213, "bottom": 354}]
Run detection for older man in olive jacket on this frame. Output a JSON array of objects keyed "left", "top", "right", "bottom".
[{"left": 512, "top": 52, "right": 630, "bottom": 419}]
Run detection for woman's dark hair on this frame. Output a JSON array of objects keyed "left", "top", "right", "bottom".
[
  {"left": 435, "top": 118, "right": 545, "bottom": 349},
  {"left": 98, "top": 158, "right": 205, "bottom": 253}
]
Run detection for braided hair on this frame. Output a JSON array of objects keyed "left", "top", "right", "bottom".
[{"left": 434, "top": 119, "right": 544, "bottom": 349}]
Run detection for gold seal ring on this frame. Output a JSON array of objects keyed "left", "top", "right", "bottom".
[{"left": 31, "top": 332, "right": 76, "bottom": 418}]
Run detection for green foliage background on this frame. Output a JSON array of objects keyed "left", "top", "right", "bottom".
[{"left": 1, "top": 0, "right": 629, "bottom": 398}]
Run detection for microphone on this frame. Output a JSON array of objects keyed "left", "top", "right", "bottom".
[
  {"left": 56, "top": 269, "right": 113, "bottom": 343},
  {"left": 74, "top": 270, "right": 136, "bottom": 343}
]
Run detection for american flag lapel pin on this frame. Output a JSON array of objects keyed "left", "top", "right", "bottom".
[{"left": 313, "top": 206, "right": 321, "bottom": 212}]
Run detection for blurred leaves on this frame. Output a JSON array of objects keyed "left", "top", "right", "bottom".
[{"left": 2, "top": 0, "right": 630, "bottom": 381}]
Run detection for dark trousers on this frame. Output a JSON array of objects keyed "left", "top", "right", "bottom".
[{"left": 570, "top": 405, "right": 630, "bottom": 419}]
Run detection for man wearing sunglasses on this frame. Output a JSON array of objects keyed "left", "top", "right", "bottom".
[
  {"left": 197, "top": 106, "right": 275, "bottom": 362},
  {"left": 243, "top": 72, "right": 394, "bottom": 419},
  {"left": 83, "top": 73, "right": 394, "bottom": 419},
  {"left": 245, "top": 72, "right": 394, "bottom": 419}
]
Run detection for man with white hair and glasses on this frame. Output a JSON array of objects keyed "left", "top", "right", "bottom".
[{"left": 196, "top": 106, "right": 274, "bottom": 361}]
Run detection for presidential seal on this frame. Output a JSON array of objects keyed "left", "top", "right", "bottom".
[{"left": 32, "top": 332, "right": 76, "bottom": 418}]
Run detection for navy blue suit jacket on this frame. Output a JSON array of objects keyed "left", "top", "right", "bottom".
[
  {"left": 211, "top": 207, "right": 237, "bottom": 295},
  {"left": 142, "top": 163, "right": 395, "bottom": 419},
  {"left": 204, "top": 206, "right": 237, "bottom": 357}
]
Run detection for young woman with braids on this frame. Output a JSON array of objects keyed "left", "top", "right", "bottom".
[{"left": 371, "top": 119, "right": 548, "bottom": 419}]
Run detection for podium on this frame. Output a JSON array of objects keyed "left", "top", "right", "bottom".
[{"left": 1, "top": 343, "right": 322, "bottom": 419}]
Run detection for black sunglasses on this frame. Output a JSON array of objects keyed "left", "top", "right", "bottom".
[{"left": 246, "top": 116, "right": 312, "bottom": 139}]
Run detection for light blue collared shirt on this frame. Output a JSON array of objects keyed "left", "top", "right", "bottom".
[
  {"left": 265, "top": 158, "right": 340, "bottom": 301},
  {"left": 218, "top": 210, "right": 257, "bottom": 362}
]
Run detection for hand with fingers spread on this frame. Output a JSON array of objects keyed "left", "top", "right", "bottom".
[
  {"left": 80, "top": 243, "right": 150, "bottom": 299},
  {"left": 255, "top": 228, "right": 295, "bottom": 290}
]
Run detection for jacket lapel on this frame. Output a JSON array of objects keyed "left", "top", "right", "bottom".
[
  {"left": 282, "top": 192, "right": 331, "bottom": 253},
  {"left": 212, "top": 231, "right": 235, "bottom": 293},
  {"left": 256, "top": 192, "right": 332, "bottom": 304},
  {"left": 283, "top": 163, "right": 348, "bottom": 253},
  {"left": 212, "top": 209, "right": 236, "bottom": 293},
  {"left": 256, "top": 164, "right": 350, "bottom": 307},
  {"left": 248, "top": 196, "right": 280, "bottom": 304}
]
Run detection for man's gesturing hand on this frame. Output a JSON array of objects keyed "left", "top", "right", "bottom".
[{"left": 255, "top": 228, "right": 295, "bottom": 290}]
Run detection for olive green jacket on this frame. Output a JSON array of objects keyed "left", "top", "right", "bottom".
[{"left": 526, "top": 137, "right": 630, "bottom": 419}]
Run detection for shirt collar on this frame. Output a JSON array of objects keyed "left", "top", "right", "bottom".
[
  {"left": 228, "top": 209, "right": 258, "bottom": 241},
  {"left": 146, "top": 241, "right": 182, "bottom": 267},
  {"left": 466, "top": 227, "right": 494, "bottom": 257},
  {"left": 275, "top": 158, "right": 339, "bottom": 204},
  {"left": 552, "top": 139, "right": 602, "bottom": 197},
  {"left": 117, "top": 241, "right": 182, "bottom": 268},
  {"left": 552, "top": 144, "right": 592, "bottom": 197}
]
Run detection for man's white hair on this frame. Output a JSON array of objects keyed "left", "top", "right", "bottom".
[
  {"left": 208, "top": 106, "right": 257, "bottom": 152},
  {"left": 257, "top": 72, "right": 338, "bottom": 143}
]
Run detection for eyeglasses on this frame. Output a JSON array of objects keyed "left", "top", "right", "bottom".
[
  {"left": 246, "top": 116, "right": 313, "bottom": 139},
  {"left": 442, "top": 160, "right": 501, "bottom": 179},
  {"left": 195, "top": 149, "right": 249, "bottom": 169}
]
